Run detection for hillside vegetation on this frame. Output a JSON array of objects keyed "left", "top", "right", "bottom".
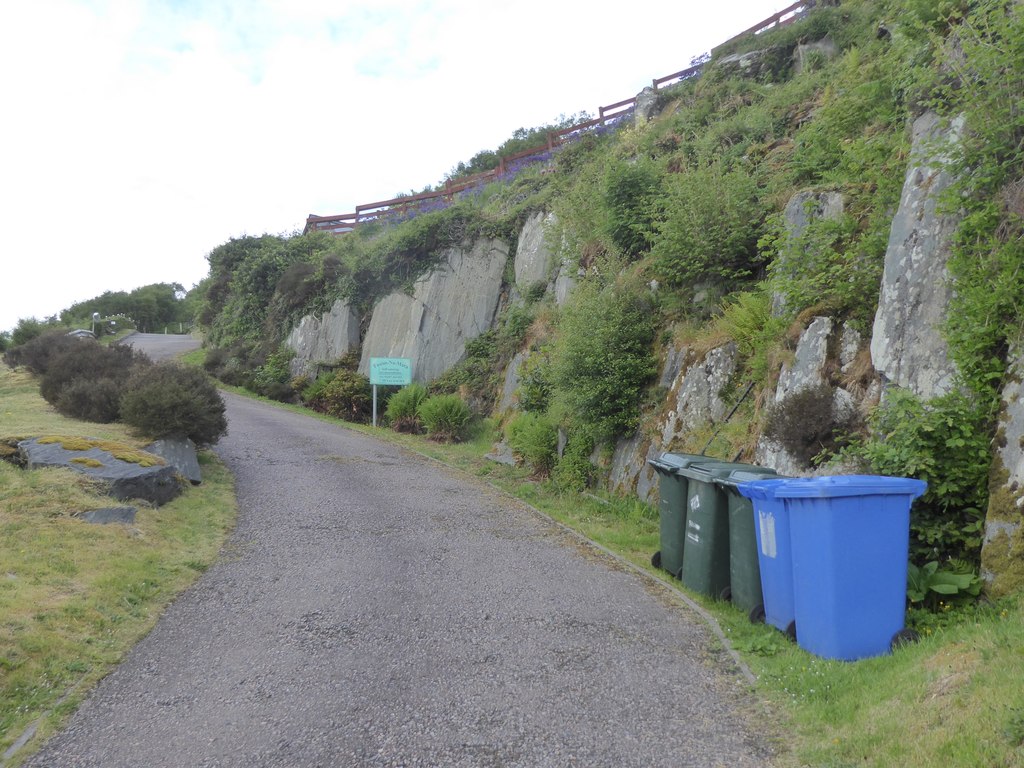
[{"left": 195, "top": 0, "right": 1023, "bottom": 588}]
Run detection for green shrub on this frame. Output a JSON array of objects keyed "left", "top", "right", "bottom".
[
  {"left": 516, "top": 352, "right": 552, "bottom": 414},
  {"left": 306, "top": 369, "right": 372, "bottom": 423},
  {"left": 120, "top": 362, "right": 228, "bottom": 446},
  {"left": 649, "top": 159, "right": 766, "bottom": 285},
  {"left": 839, "top": 388, "right": 990, "bottom": 566},
  {"left": 251, "top": 346, "right": 296, "bottom": 402},
  {"left": 505, "top": 412, "right": 558, "bottom": 476},
  {"left": 604, "top": 158, "right": 661, "bottom": 257},
  {"left": 55, "top": 377, "right": 123, "bottom": 423},
  {"left": 551, "top": 279, "right": 658, "bottom": 443},
  {"left": 552, "top": 432, "right": 595, "bottom": 492},
  {"left": 418, "top": 394, "right": 472, "bottom": 442},
  {"left": 385, "top": 383, "right": 428, "bottom": 432}
]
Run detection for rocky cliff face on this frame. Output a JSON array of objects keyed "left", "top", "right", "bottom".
[
  {"left": 358, "top": 238, "right": 509, "bottom": 383},
  {"left": 870, "top": 111, "right": 965, "bottom": 399},
  {"left": 982, "top": 348, "right": 1024, "bottom": 596},
  {"left": 285, "top": 299, "right": 360, "bottom": 377}
]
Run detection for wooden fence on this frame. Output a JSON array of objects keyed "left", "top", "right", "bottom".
[{"left": 304, "top": 0, "right": 815, "bottom": 236}]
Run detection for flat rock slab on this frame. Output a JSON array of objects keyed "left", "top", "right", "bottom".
[
  {"left": 145, "top": 437, "right": 202, "bottom": 485},
  {"left": 78, "top": 507, "right": 138, "bottom": 525},
  {"left": 18, "top": 438, "right": 184, "bottom": 507}
]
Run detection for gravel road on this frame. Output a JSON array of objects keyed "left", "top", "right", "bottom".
[{"left": 22, "top": 335, "right": 775, "bottom": 767}]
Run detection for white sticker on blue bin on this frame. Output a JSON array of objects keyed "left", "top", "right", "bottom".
[{"left": 759, "top": 511, "right": 777, "bottom": 558}]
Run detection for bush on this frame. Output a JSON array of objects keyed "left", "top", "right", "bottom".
[
  {"left": 306, "top": 369, "right": 372, "bottom": 423},
  {"left": 551, "top": 279, "right": 658, "bottom": 443},
  {"left": 40, "top": 340, "right": 147, "bottom": 408},
  {"left": 385, "top": 383, "right": 428, "bottom": 432},
  {"left": 839, "top": 387, "right": 990, "bottom": 566},
  {"left": 649, "top": 160, "right": 766, "bottom": 285},
  {"left": 120, "top": 362, "right": 228, "bottom": 445},
  {"left": 552, "top": 432, "right": 595, "bottom": 492},
  {"left": 251, "top": 346, "right": 296, "bottom": 402},
  {"left": 4, "top": 330, "right": 81, "bottom": 374},
  {"left": 505, "top": 412, "right": 558, "bottom": 476},
  {"left": 418, "top": 394, "right": 472, "bottom": 442},
  {"left": 762, "top": 383, "right": 860, "bottom": 466},
  {"left": 55, "top": 377, "right": 124, "bottom": 423},
  {"left": 604, "top": 158, "right": 661, "bottom": 257}
]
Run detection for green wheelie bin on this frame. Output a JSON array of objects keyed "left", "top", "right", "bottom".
[
  {"left": 716, "top": 467, "right": 781, "bottom": 621},
  {"left": 676, "top": 460, "right": 761, "bottom": 600},
  {"left": 647, "top": 453, "right": 709, "bottom": 579}
]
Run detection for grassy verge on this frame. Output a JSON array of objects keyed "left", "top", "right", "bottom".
[
  {"left": 0, "top": 366, "right": 236, "bottom": 764},
  {"left": 235, "top": 392, "right": 1024, "bottom": 767}
]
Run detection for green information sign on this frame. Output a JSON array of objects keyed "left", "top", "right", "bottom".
[{"left": 369, "top": 357, "right": 412, "bottom": 386}]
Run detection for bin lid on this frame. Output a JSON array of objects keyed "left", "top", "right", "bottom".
[
  {"left": 736, "top": 477, "right": 792, "bottom": 500},
  {"left": 771, "top": 474, "right": 927, "bottom": 499},
  {"left": 647, "top": 452, "right": 710, "bottom": 475},
  {"left": 676, "top": 459, "right": 761, "bottom": 482},
  {"left": 716, "top": 467, "right": 780, "bottom": 489}
]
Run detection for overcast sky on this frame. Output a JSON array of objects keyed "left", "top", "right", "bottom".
[{"left": 1, "top": 0, "right": 788, "bottom": 334}]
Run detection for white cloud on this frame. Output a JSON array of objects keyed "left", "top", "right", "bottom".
[{"left": 0, "top": 0, "right": 787, "bottom": 332}]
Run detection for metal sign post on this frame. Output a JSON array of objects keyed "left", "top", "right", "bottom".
[{"left": 369, "top": 358, "right": 413, "bottom": 427}]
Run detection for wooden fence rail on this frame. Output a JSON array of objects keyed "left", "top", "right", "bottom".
[{"left": 304, "top": 0, "right": 815, "bottom": 236}]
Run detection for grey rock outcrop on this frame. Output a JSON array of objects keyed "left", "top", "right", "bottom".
[
  {"left": 775, "top": 317, "right": 833, "bottom": 400},
  {"left": 870, "top": 111, "right": 965, "bottom": 399},
  {"left": 714, "top": 47, "right": 779, "bottom": 80},
  {"left": 793, "top": 35, "right": 838, "bottom": 75},
  {"left": 145, "top": 437, "right": 201, "bottom": 485},
  {"left": 608, "top": 434, "right": 659, "bottom": 503},
  {"left": 660, "top": 344, "right": 740, "bottom": 446},
  {"left": 358, "top": 238, "right": 509, "bottom": 383},
  {"left": 498, "top": 351, "right": 528, "bottom": 413},
  {"left": 981, "top": 347, "right": 1024, "bottom": 595},
  {"left": 514, "top": 212, "right": 557, "bottom": 293},
  {"left": 553, "top": 259, "right": 577, "bottom": 306},
  {"left": 772, "top": 189, "right": 845, "bottom": 315},
  {"left": 756, "top": 317, "right": 834, "bottom": 475},
  {"left": 635, "top": 86, "right": 661, "bottom": 124},
  {"left": 285, "top": 299, "right": 360, "bottom": 378},
  {"left": 18, "top": 438, "right": 184, "bottom": 507}
]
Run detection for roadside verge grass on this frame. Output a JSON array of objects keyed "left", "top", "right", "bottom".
[{"left": 0, "top": 366, "right": 236, "bottom": 765}]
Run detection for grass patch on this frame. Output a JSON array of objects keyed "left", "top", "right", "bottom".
[{"left": 0, "top": 366, "right": 236, "bottom": 763}]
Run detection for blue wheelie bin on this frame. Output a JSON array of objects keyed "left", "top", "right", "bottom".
[
  {"left": 773, "top": 475, "right": 927, "bottom": 661},
  {"left": 738, "top": 478, "right": 798, "bottom": 638}
]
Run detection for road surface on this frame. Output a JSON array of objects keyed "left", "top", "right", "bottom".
[{"left": 23, "top": 333, "right": 775, "bottom": 767}]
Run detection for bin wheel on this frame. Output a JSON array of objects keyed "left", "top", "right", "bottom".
[
  {"left": 749, "top": 603, "right": 766, "bottom": 624},
  {"left": 784, "top": 621, "right": 797, "bottom": 641},
  {"left": 718, "top": 586, "right": 732, "bottom": 602},
  {"left": 651, "top": 551, "right": 662, "bottom": 569},
  {"left": 891, "top": 628, "right": 920, "bottom": 651}
]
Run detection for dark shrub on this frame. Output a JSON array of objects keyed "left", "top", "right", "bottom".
[
  {"left": 120, "top": 362, "right": 228, "bottom": 445},
  {"left": 4, "top": 330, "right": 81, "bottom": 373},
  {"left": 55, "top": 377, "right": 123, "bottom": 423},
  {"left": 306, "top": 369, "right": 372, "bottom": 423},
  {"left": 40, "top": 341, "right": 148, "bottom": 407},
  {"left": 762, "top": 383, "right": 859, "bottom": 466}
]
